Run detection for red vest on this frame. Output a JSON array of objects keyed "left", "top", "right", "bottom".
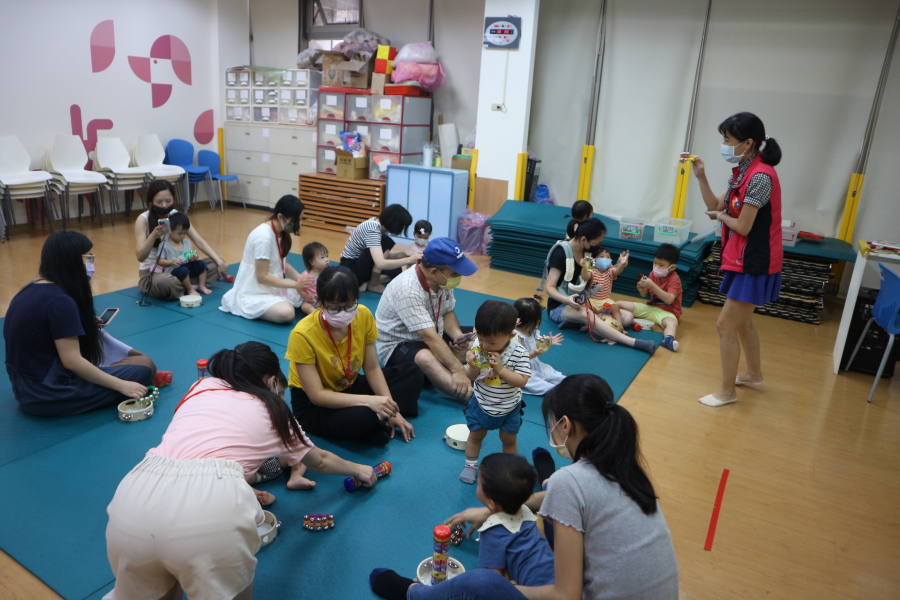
[{"left": 721, "top": 154, "right": 783, "bottom": 275}]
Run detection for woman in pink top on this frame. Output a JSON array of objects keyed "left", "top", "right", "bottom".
[{"left": 105, "top": 341, "right": 376, "bottom": 600}]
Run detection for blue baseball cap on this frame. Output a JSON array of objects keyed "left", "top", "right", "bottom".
[{"left": 422, "top": 237, "right": 478, "bottom": 276}]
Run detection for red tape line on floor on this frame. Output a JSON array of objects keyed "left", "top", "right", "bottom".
[{"left": 704, "top": 468, "right": 730, "bottom": 551}]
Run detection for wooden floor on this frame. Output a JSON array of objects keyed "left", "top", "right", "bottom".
[{"left": 1, "top": 208, "right": 898, "bottom": 600}]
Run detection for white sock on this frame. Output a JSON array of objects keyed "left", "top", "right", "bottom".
[{"left": 699, "top": 394, "right": 736, "bottom": 407}]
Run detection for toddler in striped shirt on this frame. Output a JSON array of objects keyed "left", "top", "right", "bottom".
[
  {"left": 460, "top": 301, "right": 531, "bottom": 484},
  {"left": 586, "top": 248, "right": 629, "bottom": 326}
]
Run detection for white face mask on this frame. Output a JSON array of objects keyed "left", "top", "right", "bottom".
[
  {"left": 85, "top": 263, "right": 96, "bottom": 280},
  {"left": 720, "top": 142, "right": 745, "bottom": 164},
  {"left": 414, "top": 237, "right": 428, "bottom": 247},
  {"left": 548, "top": 418, "right": 573, "bottom": 460}
]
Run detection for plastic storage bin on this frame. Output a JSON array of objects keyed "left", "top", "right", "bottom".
[
  {"left": 347, "top": 94, "right": 373, "bottom": 122},
  {"left": 618, "top": 217, "right": 646, "bottom": 240},
  {"left": 279, "top": 107, "right": 312, "bottom": 125},
  {"left": 285, "top": 69, "right": 321, "bottom": 88},
  {"left": 227, "top": 69, "right": 250, "bottom": 87},
  {"left": 253, "top": 107, "right": 276, "bottom": 123},
  {"left": 652, "top": 218, "right": 692, "bottom": 245},
  {"left": 319, "top": 92, "right": 346, "bottom": 120},
  {"left": 317, "top": 147, "right": 338, "bottom": 174},
  {"left": 369, "top": 152, "right": 420, "bottom": 180},
  {"left": 253, "top": 71, "right": 281, "bottom": 88},
  {"left": 225, "top": 89, "right": 238, "bottom": 105},
  {"left": 238, "top": 89, "right": 250, "bottom": 104},
  {"left": 782, "top": 220, "right": 800, "bottom": 247},
  {"left": 278, "top": 89, "right": 293, "bottom": 106},
  {"left": 317, "top": 120, "right": 343, "bottom": 147},
  {"left": 226, "top": 106, "right": 248, "bottom": 122},
  {"left": 294, "top": 89, "right": 315, "bottom": 107},
  {"left": 253, "top": 89, "right": 266, "bottom": 105}
]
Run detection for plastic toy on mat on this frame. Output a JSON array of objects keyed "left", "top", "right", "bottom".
[
  {"left": 344, "top": 460, "right": 391, "bottom": 492},
  {"left": 183, "top": 250, "right": 198, "bottom": 260},
  {"left": 473, "top": 346, "right": 492, "bottom": 370},
  {"left": 536, "top": 335, "right": 551, "bottom": 352},
  {"left": 118, "top": 386, "right": 158, "bottom": 422},
  {"left": 197, "top": 359, "right": 209, "bottom": 380},
  {"left": 450, "top": 522, "right": 464, "bottom": 546},
  {"left": 303, "top": 514, "right": 335, "bottom": 531},
  {"left": 432, "top": 525, "right": 451, "bottom": 584}
]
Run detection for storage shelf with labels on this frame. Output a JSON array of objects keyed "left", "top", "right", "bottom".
[
  {"left": 224, "top": 67, "right": 321, "bottom": 124},
  {"left": 297, "top": 173, "right": 386, "bottom": 233}
]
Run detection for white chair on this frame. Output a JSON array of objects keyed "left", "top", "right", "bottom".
[
  {"left": 94, "top": 137, "right": 153, "bottom": 219},
  {"left": 0, "top": 135, "right": 56, "bottom": 238},
  {"left": 45, "top": 135, "right": 110, "bottom": 228},
  {"left": 132, "top": 134, "right": 187, "bottom": 209}
]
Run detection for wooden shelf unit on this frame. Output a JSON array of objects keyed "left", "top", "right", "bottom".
[{"left": 298, "top": 173, "right": 386, "bottom": 233}]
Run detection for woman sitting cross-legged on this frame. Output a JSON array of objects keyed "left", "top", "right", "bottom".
[
  {"left": 106, "top": 342, "right": 379, "bottom": 600},
  {"left": 286, "top": 265, "right": 424, "bottom": 446},
  {"left": 4, "top": 231, "right": 164, "bottom": 417}
]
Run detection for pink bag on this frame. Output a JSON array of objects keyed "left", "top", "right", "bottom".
[
  {"left": 391, "top": 62, "right": 445, "bottom": 92},
  {"left": 457, "top": 208, "right": 490, "bottom": 255}
]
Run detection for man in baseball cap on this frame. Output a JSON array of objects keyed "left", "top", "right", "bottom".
[{"left": 375, "top": 238, "right": 478, "bottom": 401}]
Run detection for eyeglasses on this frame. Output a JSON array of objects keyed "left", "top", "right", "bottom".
[
  {"left": 82, "top": 253, "right": 95, "bottom": 264},
  {"left": 322, "top": 302, "right": 358, "bottom": 315}
]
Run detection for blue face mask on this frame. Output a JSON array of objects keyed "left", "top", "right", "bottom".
[
  {"left": 721, "top": 142, "right": 745, "bottom": 164},
  {"left": 596, "top": 257, "right": 612, "bottom": 271},
  {"left": 85, "top": 263, "right": 95, "bottom": 280}
]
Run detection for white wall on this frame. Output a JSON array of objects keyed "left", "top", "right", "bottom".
[
  {"left": 249, "top": 0, "right": 298, "bottom": 68},
  {"left": 0, "top": 0, "right": 245, "bottom": 218},
  {"left": 475, "top": 0, "right": 541, "bottom": 197}
]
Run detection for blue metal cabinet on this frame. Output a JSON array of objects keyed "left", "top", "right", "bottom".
[{"left": 385, "top": 165, "right": 469, "bottom": 243}]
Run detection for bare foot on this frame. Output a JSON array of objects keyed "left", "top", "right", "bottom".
[
  {"left": 286, "top": 464, "right": 316, "bottom": 490},
  {"left": 198, "top": 285, "right": 213, "bottom": 295},
  {"left": 367, "top": 282, "right": 386, "bottom": 294},
  {"left": 186, "top": 288, "right": 201, "bottom": 296},
  {"left": 255, "top": 489, "right": 276, "bottom": 505}
]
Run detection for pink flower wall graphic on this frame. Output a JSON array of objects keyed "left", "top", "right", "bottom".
[
  {"left": 90, "top": 20, "right": 115, "bottom": 73},
  {"left": 194, "top": 110, "right": 215, "bottom": 145},
  {"left": 71, "top": 105, "right": 113, "bottom": 170},
  {"left": 128, "top": 35, "right": 192, "bottom": 108}
]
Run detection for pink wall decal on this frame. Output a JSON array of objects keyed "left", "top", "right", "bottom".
[
  {"left": 128, "top": 34, "right": 193, "bottom": 107},
  {"left": 90, "top": 20, "right": 115, "bottom": 73},
  {"left": 194, "top": 110, "right": 215, "bottom": 145},
  {"left": 70, "top": 105, "right": 113, "bottom": 170}
]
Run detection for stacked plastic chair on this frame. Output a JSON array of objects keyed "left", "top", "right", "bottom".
[
  {"left": 44, "top": 135, "right": 110, "bottom": 229},
  {"left": 132, "top": 135, "right": 187, "bottom": 208},
  {"left": 165, "top": 139, "right": 216, "bottom": 211},
  {"left": 198, "top": 149, "right": 243, "bottom": 211},
  {"left": 0, "top": 135, "right": 56, "bottom": 239},
  {"left": 93, "top": 137, "right": 154, "bottom": 220}
]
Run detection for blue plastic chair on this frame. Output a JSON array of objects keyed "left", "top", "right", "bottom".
[
  {"left": 198, "top": 150, "right": 244, "bottom": 212},
  {"left": 845, "top": 262, "right": 900, "bottom": 402},
  {"left": 164, "top": 139, "right": 214, "bottom": 210}
]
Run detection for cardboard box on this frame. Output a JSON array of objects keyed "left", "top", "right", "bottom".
[
  {"left": 335, "top": 149, "right": 368, "bottom": 180},
  {"left": 374, "top": 58, "right": 393, "bottom": 74},
  {"left": 370, "top": 72, "right": 387, "bottom": 95},
  {"left": 376, "top": 45, "right": 397, "bottom": 60},
  {"left": 451, "top": 156, "right": 472, "bottom": 172},
  {"left": 474, "top": 177, "right": 509, "bottom": 216},
  {"left": 321, "top": 50, "right": 374, "bottom": 89}
]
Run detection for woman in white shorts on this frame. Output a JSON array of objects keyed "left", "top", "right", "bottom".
[
  {"left": 105, "top": 341, "right": 377, "bottom": 600},
  {"left": 220, "top": 195, "right": 316, "bottom": 324}
]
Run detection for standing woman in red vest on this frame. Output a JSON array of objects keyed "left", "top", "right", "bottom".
[{"left": 690, "top": 112, "right": 783, "bottom": 407}]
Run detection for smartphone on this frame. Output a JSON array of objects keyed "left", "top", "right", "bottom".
[
  {"left": 98, "top": 308, "right": 119, "bottom": 327},
  {"left": 158, "top": 218, "right": 170, "bottom": 228}
]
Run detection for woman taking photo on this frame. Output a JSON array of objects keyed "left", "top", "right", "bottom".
[
  {"left": 369, "top": 374, "right": 679, "bottom": 600},
  {"left": 134, "top": 180, "right": 227, "bottom": 299},
  {"left": 106, "top": 341, "right": 377, "bottom": 600},
  {"left": 220, "top": 195, "right": 315, "bottom": 324},
  {"left": 287, "top": 265, "right": 423, "bottom": 446},
  {"left": 543, "top": 218, "right": 656, "bottom": 354},
  {"left": 690, "top": 112, "right": 783, "bottom": 407},
  {"left": 341, "top": 205, "right": 419, "bottom": 293},
  {"left": 4, "top": 231, "right": 160, "bottom": 417}
]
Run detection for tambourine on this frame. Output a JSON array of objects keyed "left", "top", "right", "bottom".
[
  {"left": 416, "top": 556, "right": 465, "bottom": 585},
  {"left": 179, "top": 295, "right": 202, "bottom": 308},
  {"left": 118, "top": 386, "right": 158, "bottom": 422},
  {"left": 258, "top": 510, "right": 281, "bottom": 547},
  {"left": 444, "top": 424, "right": 469, "bottom": 450}
]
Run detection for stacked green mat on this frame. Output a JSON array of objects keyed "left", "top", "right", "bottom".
[{"left": 486, "top": 201, "right": 713, "bottom": 307}]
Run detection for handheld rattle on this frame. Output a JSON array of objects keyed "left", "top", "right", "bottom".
[
  {"left": 431, "top": 525, "right": 451, "bottom": 584},
  {"left": 583, "top": 256, "right": 595, "bottom": 270},
  {"left": 472, "top": 347, "right": 492, "bottom": 370},
  {"left": 536, "top": 335, "right": 551, "bottom": 352},
  {"left": 303, "top": 514, "right": 334, "bottom": 531},
  {"left": 450, "top": 522, "right": 464, "bottom": 546},
  {"left": 183, "top": 250, "right": 198, "bottom": 260},
  {"left": 344, "top": 461, "right": 391, "bottom": 492},
  {"left": 118, "top": 386, "right": 158, "bottom": 422}
]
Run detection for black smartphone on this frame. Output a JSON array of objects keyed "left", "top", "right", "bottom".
[{"left": 98, "top": 308, "right": 119, "bottom": 327}]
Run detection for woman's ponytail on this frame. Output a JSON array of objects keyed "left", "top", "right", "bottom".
[
  {"left": 543, "top": 374, "right": 658, "bottom": 515},
  {"left": 760, "top": 136, "right": 782, "bottom": 167}
]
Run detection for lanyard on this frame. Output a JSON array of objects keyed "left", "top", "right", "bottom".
[
  {"left": 320, "top": 312, "right": 353, "bottom": 382},
  {"left": 269, "top": 220, "right": 285, "bottom": 274},
  {"left": 174, "top": 379, "right": 232, "bottom": 413},
  {"left": 415, "top": 263, "right": 442, "bottom": 324}
]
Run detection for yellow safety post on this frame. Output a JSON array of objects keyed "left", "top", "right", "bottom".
[
  {"left": 467, "top": 149, "right": 478, "bottom": 209},
  {"left": 578, "top": 145, "right": 595, "bottom": 201},
  {"left": 837, "top": 173, "right": 865, "bottom": 243},
  {"left": 514, "top": 152, "right": 527, "bottom": 201},
  {"left": 671, "top": 155, "right": 694, "bottom": 219},
  {"left": 577, "top": 146, "right": 588, "bottom": 200},
  {"left": 217, "top": 127, "right": 226, "bottom": 206}
]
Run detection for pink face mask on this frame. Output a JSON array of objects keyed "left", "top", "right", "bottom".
[
  {"left": 323, "top": 308, "right": 357, "bottom": 328},
  {"left": 652, "top": 266, "right": 670, "bottom": 278}
]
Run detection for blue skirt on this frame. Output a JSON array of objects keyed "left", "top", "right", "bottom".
[{"left": 719, "top": 271, "right": 782, "bottom": 306}]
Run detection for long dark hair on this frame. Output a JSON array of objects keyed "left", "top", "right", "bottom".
[
  {"left": 207, "top": 341, "right": 308, "bottom": 449},
  {"left": 316, "top": 265, "right": 359, "bottom": 305},
  {"left": 270, "top": 195, "right": 305, "bottom": 257},
  {"left": 379, "top": 204, "right": 412, "bottom": 236},
  {"left": 573, "top": 217, "right": 606, "bottom": 244},
  {"left": 542, "top": 374, "right": 658, "bottom": 515},
  {"left": 39, "top": 231, "right": 103, "bottom": 365},
  {"left": 718, "top": 112, "right": 782, "bottom": 167},
  {"left": 146, "top": 180, "right": 176, "bottom": 248}
]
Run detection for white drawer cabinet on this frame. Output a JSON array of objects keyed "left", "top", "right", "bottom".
[
  {"left": 226, "top": 124, "right": 269, "bottom": 152},
  {"left": 225, "top": 150, "right": 270, "bottom": 178},
  {"left": 269, "top": 154, "right": 316, "bottom": 181},
  {"left": 236, "top": 174, "right": 271, "bottom": 203},
  {"left": 269, "top": 178, "right": 301, "bottom": 202},
  {"left": 269, "top": 127, "right": 316, "bottom": 156}
]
